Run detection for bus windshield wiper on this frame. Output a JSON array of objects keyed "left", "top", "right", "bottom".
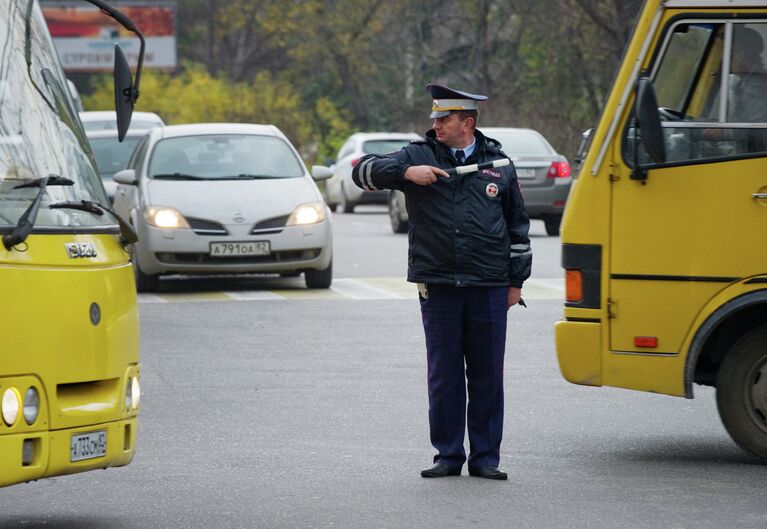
[
  {"left": 152, "top": 173, "right": 210, "bottom": 180},
  {"left": 3, "top": 175, "right": 74, "bottom": 250},
  {"left": 49, "top": 200, "right": 138, "bottom": 245}
]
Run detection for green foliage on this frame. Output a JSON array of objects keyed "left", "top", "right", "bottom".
[{"left": 83, "top": 64, "right": 353, "bottom": 161}]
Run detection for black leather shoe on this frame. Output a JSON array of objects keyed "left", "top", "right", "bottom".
[
  {"left": 468, "top": 466, "right": 508, "bottom": 480},
  {"left": 420, "top": 463, "right": 461, "bottom": 478}
]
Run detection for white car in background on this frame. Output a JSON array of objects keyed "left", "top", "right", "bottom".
[
  {"left": 80, "top": 110, "right": 165, "bottom": 131},
  {"left": 111, "top": 123, "right": 333, "bottom": 292},
  {"left": 86, "top": 128, "right": 149, "bottom": 201},
  {"left": 325, "top": 132, "right": 420, "bottom": 213}
]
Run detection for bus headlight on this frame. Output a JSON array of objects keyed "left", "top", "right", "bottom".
[
  {"left": 2, "top": 388, "right": 21, "bottom": 426},
  {"left": 125, "top": 377, "right": 141, "bottom": 411},
  {"left": 23, "top": 387, "right": 40, "bottom": 425},
  {"left": 131, "top": 377, "right": 141, "bottom": 410}
]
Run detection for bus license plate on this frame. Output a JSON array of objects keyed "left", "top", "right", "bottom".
[
  {"left": 516, "top": 168, "right": 536, "bottom": 178},
  {"left": 210, "top": 241, "right": 270, "bottom": 257},
  {"left": 70, "top": 430, "right": 107, "bottom": 462}
]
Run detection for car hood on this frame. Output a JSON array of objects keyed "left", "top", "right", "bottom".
[{"left": 144, "top": 176, "right": 320, "bottom": 224}]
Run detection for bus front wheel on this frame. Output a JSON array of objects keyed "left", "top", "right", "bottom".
[{"left": 716, "top": 324, "right": 767, "bottom": 463}]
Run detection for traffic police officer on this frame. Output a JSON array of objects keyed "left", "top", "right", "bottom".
[{"left": 352, "top": 84, "right": 532, "bottom": 480}]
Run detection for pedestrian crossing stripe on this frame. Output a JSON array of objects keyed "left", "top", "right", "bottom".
[{"left": 137, "top": 277, "right": 564, "bottom": 304}]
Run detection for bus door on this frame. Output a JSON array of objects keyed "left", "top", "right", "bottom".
[{"left": 607, "top": 19, "right": 767, "bottom": 394}]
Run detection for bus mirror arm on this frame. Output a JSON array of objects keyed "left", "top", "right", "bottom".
[
  {"left": 84, "top": 0, "right": 146, "bottom": 143},
  {"left": 632, "top": 76, "right": 667, "bottom": 182}
]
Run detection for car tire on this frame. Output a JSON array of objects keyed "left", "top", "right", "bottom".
[
  {"left": 328, "top": 203, "right": 337, "bottom": 213},
  {"left": 716, "top": 325, "right": 767, "bottom": 463},
  {"left": 389, "top": 193, "right": 408, "bottom": 233},
  {"left": 305, "top": 260, "right": 332, "bottom": 289},
  {"left": 544, "top": 215, "right": 561, "bottom": 236},
  {"left": 340, "top": 191, "right": 356, "bottom": 214},
  {"left": 133, "top": 256, "right": 160, "bottom": 292}
]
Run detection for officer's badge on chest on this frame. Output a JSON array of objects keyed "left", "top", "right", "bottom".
[{"left": 485, "top": 182, "right": 499, "bottom": 198}]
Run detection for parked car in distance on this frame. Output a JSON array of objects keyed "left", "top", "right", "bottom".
[
  {"left": 80, "top": 110, "right": 165, "bottom": 131},
  {"left": 388, "top": 127, "right": 571, "bottom": 236},
  {"left": 325, "top": 132, "right": 421, "bottom": 213},
  {"left": 86, "top": 128, "right": 149, "bottom": 201},
  {"left": 482, "top": 127, "right": 571, "bottom": 236},
  {"left": 111, "top": 123, "right": 334, "bottom": 292}
]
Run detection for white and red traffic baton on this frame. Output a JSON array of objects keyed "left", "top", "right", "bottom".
[{"left": 444, "top": 158, "right": 510, "bottom": 176}]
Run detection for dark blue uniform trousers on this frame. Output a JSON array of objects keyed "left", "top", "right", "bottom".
[{"left": 419, "top": 284, "right": 508, "bottom": 469}]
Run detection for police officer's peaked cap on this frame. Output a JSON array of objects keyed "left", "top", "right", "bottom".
[{"left": 426, "top": 83, "right": 488, "bottom": 118}]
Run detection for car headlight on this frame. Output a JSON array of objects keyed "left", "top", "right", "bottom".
[
  {"left": 145, "top": 206, "right": 190, "bottom": 229},
  {"left": 23, "top": 387, "right": 39, "bottom": 425},
  {"left": 287, "top": 202, "right": 326, "bottom": 226},
  {"left": 2, "top": 387, "right": 21, "bottom": 427}
]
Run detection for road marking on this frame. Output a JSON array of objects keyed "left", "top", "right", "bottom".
[{"left": 137, "top": 277, "right": 564, "bottom": 304}]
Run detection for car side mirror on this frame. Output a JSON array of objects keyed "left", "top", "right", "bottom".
[
  {"left": 113, "top": 169, "right": 137, "bottom": 185},
  {"left": 311, "top": 165, "right": 334, "bottom": 181},
  {"left": 632, "top": 76, "right": 666, "bottom": 181}
]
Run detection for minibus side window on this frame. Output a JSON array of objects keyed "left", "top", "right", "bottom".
[{"left": 624, "top": 21, "right": 767, "bottom": 166}]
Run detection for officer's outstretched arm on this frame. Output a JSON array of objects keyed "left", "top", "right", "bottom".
[
  {"left": 352, "top": 149, "right": 413, "bottom": 191},
  {"left": 503, "top": 168, "right": 532, "bottom": 288}
]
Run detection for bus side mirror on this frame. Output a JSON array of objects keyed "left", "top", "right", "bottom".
[
  {"left": 632, "top": 76, "right": 666, "bottom": 180},
  {"left": 114, "top": 45, "right": 134, "bottom": 143}
]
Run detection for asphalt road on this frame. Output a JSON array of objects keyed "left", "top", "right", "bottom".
[{"left": 1, "top": 208, "right": 765, "bottom": 529}]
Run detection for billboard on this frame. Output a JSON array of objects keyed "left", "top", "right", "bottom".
[{"left": 41, "top": 1, "right": 177, "bottom": 71}]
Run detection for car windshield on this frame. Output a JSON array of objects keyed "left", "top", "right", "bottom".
[
  {"left": 90, "top": 136, "right": 143, "bottom": 178},
  {"left": 0, "top": 0, "right": 109, "bottom": 229},
  {"left": 362, "top": 139, "right": 412, "bottom": 155},
  {"left": 485, "top": 130, "right": 555, "bottom": 156},
  {"left": 149, "top": 134, "right": 305, "bottom": 179}
]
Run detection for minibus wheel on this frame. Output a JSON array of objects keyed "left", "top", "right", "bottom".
[{"left": 716, "top": 324, "right": 767, "bottom": 463}]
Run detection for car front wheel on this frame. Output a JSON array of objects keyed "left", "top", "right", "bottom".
[
  {"left": 716, "top": 324, "right": 767, "bottom": 463},
  {"left": 389, "top": 193, "right": 408, "bottom": 233},
  {"left": 305, "top": 260, "right": 333, "bottom": 289},
  {"left": 544, "top": 215, "right": 561, "bottom": 236},
  {"left": 133, "top": 254, "right": 159, "bottom": 292}
]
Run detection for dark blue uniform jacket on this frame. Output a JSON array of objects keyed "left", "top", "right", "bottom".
[{"left": 352, "top": 129, "right": 532, "bottom": 288}]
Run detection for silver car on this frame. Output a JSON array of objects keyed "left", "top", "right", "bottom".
[
  {"left": 112, "top": 123, "right": 333, "bottom": 292},
  {"left": 482, "top": 127, "right": 571, "bottom": 236},
  {"left": 388, "top": 127, "right": 571, "bottom": 236},
  {"left": 325, "top": 132, "right": 421, "bottom": 213}
]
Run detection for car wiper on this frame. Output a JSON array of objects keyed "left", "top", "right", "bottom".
[
  {"left": 151, "top": 173, "right": 209, "bottom": 180},
  {"left": 232, "top": 174, "right": 280, "bottom": 179},
  {"left": 49, "top": 200, "right": 138, "bottom": 245},
  {"left": 3, "top": 175, "right": 74, "bottom": 250}
]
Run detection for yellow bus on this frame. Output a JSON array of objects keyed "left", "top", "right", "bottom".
[
  {"left": 1, "top": 0, "right": 144, "bottom": 487},
  {"left": 556, "top": 0, "right": 767, "bottom": 462}
]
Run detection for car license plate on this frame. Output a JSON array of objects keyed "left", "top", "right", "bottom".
[
  {"left": 516, "top": 168, "right": 536, "bottom": 178},
  {"left": 210, "top": 241, "right": 270, "bottom": 257},
  {"left": 70, "top": 430, "right": 107, "bottom": 462}
]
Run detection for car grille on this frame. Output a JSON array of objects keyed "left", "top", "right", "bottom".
[
  {"left": 251, "top": 214, "right": 290, "bottom": 235},
  {"left": 155, "top": 248, "right": 320, "bottom": 265},
  {"left": 186, "top": 217, "right": 228, "bottom": 235}
]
